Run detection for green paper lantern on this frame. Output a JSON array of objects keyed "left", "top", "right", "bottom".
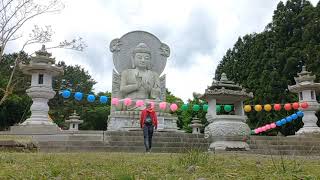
[
  {"left": 216, "top": 105, "right": 221, "bottom": 112},
  {"left": 203, "top": 104, "right": 209, "bottom": 112},
  {"left": 181, "top": 104, "right": 188, "bottom": 111},
  {"left": 224, "top": 105, "right": 232, "bottom": 112},
  {"left": 193, "top": 104, "right": 200, "bottom": 111}
]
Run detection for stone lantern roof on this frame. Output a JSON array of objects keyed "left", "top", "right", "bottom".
[
  {"left": 288, "top": 66, "right": 320, "bottom": 93},
  {"left": 65, "top": 111, "right": 83, "bottom": 124},
  {"left": 203, "top": 73, "right": 253, "bottom": 103},
  {"left": 31, "top": 45, "right": 55, "bottom": 64},
  {"left": 19, "top": 45, "right": 63, "bottom": 76}
]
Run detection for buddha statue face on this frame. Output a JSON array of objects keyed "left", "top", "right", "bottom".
[
  {"left": 134, "top": 52, "right": 150, "bottom": 69},
  {"left": 132, "top": 43, "right": 151, "bottom": 70}
]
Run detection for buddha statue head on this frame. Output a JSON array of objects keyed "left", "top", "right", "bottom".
[{"left": 132, "top": 43, "right": 151, "bottom": 70}]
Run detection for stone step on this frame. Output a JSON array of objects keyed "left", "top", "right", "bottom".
[
  {"left": 105, "top": 131, "right": 205, "bottom": 138},
  {"left": 249, "top": 136, "right": 320, "bottom": 142},
  {"left": 39, "top": 145, "right": 208, "bottom": 153},
  {"left": 37, "top": 141, "right": 107, "bottom": 146},
  {"left": 38, "top": 140, "right": 208, "bottom": 148},
  {"left": 108, "top": 141, "right": 209, "bottom": 147},
  {"left": 106, "top": 136, "right": 208, "bottom": 143},
  {"left": 249, "top": 140, "right": 320, "bottom": 146},
  {"left": 249, "top": 144, "right": 320, "bottom": 151}
]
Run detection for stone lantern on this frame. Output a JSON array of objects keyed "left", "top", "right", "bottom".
[
  {"left": 65, "top": 111, "right": 83, "bottom": 131},
  {"left": 10, "top": 45, "right": 63, "bottom": 134},
  {"left": 190, "top": 117, "right": 203, "bottom": 134},
  {"left": 202, "top": 73, "right": 253, "bottom": 151},
  {"left": 288, "top": 66, "right": 320, "bottom": 135}
]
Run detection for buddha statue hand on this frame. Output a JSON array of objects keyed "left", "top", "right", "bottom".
[{"left": 135, "top": 73, "right": 143, "bottom": 89}]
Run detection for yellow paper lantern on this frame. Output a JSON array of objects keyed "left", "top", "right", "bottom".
[
  {"left": 254, "top": 104, "right": 262, "bottom": 112},
  {"left": 244, "top": 105, "right": 252, "bottom": 112},
  {"left": 264, "top": 104, "right": 272, "bottom": 112}
]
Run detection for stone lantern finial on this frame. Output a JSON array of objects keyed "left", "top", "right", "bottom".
[
  {"left": 220, "top": 73, "right": 228, "bottom": 82},
  {"left": 35, "top": 45, "right": 52, "bottom": 58}
]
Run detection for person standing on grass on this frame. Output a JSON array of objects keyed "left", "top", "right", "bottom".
[{"left": 140, "top": 102, "right": 158, "bottom": 153}]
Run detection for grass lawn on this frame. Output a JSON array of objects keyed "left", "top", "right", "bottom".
[{"left": 0, "top": 151, "right": 319, "bottom": 179}]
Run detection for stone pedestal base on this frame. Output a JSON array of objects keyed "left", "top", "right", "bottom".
[
  {"left": 209, "top": 141, "right": 249, "bottom": 151},
  {"left": 10, "top": 124, "right": 61, "bottom": 135},
  {"left": 107, "top": 111, "right": 178, "bottom": 131},
  {"left": 296, "top": 127, "right": 320, "bottom": 135},
  {"left": 205, "top": 115, "right": 251, "bottom": 151}
]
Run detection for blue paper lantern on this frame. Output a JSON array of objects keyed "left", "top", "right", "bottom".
[
  {"left": 62, "top": 90, "right": 71, "bottom": 98},
  {"left": 297, "top": 111, "right": 304, "bottom": 117},
  {"left": 280, "top": 119, "right": 286, "bottom": 125},
  {"left": 100, "top": 96, "right": 108, "bottom": 104},
  {"left": 87, "top": 94, "right": 95, "bottom": 102},
  {"left": 74, "top": 92, "right": 83, "bottom": 101},
  {"left": 291, "top": 113, "right": 298, "bottom": 120},
  {"left": 276, "top": 121, "right": 282, "bottom": 126},
  {"left": 286, "top": 116, "right": 293, "bottom": 123}
]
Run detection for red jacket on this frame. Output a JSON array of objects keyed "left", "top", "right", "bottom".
[{"left": 140, "top": 108, "right": 158, "bottom": 129}]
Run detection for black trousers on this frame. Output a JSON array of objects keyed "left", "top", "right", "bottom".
[{"left": 143, "top": 124, "right": 154, "bottom": 152}]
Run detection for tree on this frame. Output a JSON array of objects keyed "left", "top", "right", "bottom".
[
  {"left": 0, "top": 52, "right": 31, "bottom": 130},
  {"left": 215, "top": 0, "right": 319, "bottom": 135},
  {"left": 0, "top": 0, "right": 86, "bottom": 105}
]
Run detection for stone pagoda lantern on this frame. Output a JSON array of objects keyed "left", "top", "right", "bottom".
[
  {"left": 190, "top": 117, "right": 203, "bottom": 134},
  {"left": 10, "top": 45, "right": 63, "bottom": 134},
  {"left": 65, "top": 111, "right": 83, "bottom": 131},
  {"left": 288, "top": 66, "right": 320, "bottom": 135},
  {"left": 202, "top": 73, "right": 253, "bottom": 151}
]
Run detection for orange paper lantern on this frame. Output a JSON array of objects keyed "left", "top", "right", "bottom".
[
  {"left": 264, "top": 104, "right": 272, "bottom": 112},
  {"left": 254, "top": 105, "right": 262, "bottom": 112}
]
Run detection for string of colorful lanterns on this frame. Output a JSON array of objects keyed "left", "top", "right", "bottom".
[
  {"left": 61, "top": 90, "right": 109, "bottom": 104},
  {"left": 244, "top": 102, "right": 309, "bottom": 112},
  {"left": 251, "top": 111, "right": 304, "bottom": 134}
]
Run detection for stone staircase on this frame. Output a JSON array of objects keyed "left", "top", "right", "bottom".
[
  {"left": 37, "top": 131, "right": 209, "bottom": 153},
  {"left": 34, "top": 131, "right": 320, "bottom": 155},
  {"left": 247, "top": 135, "right": 320, "bottom": 156}
]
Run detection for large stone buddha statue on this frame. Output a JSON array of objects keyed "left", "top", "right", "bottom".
[
  {"left": 108, "top": 31, "right": 178, "bottom": 131},
  {"left": 120, "top": 43, "right": 161, "bottom": 100}
]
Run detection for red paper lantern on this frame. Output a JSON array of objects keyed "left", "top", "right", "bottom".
[
  {"left": 292, "top": 102, "right": 300, "bottom": 110},
  {"left": 274, "top": 104, "right": 281, "bottom": 111},
  {"left": 284, "top": 103, "right": 292, "bottom": 111},
  {"left": 301, "top": 102, "right": 309, "bottom": 109}
]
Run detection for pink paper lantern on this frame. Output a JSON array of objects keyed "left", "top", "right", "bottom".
[
  {"left": 136, "top": 100, "right": 144, "bottom": 107},
  {"left": 270, "top": 123, "right": 276, "bottom": 129},
  {"left": 266, "top": 124, "right": 271, "bottom": 130},
  {"left": 170, "top": 103, "right": 178, "bottom": 112},
  {"left": 261, "top": 126, "right": 267, "bottom": 132},
  {"left": 111, "top": 98, "right": 119, "bottom": 106},
  {"left": 150, "top": 101, "right": 155, "bottom": 108},
  {"left": 254, "top": 129, "right": 259, "bottom": 134},
  {"left": 124, "top": 98, "right": 132, "bottom": 106},
  {"left": 159, "top": 102, "right": 167, "bottom": 110},
  {"left": 257, "top": 127, "right": 263, "bottom": 133}
]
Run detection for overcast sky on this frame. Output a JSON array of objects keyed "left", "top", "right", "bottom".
[{"left": 6, "top": 0, "right": 319, "bottom": 102}]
